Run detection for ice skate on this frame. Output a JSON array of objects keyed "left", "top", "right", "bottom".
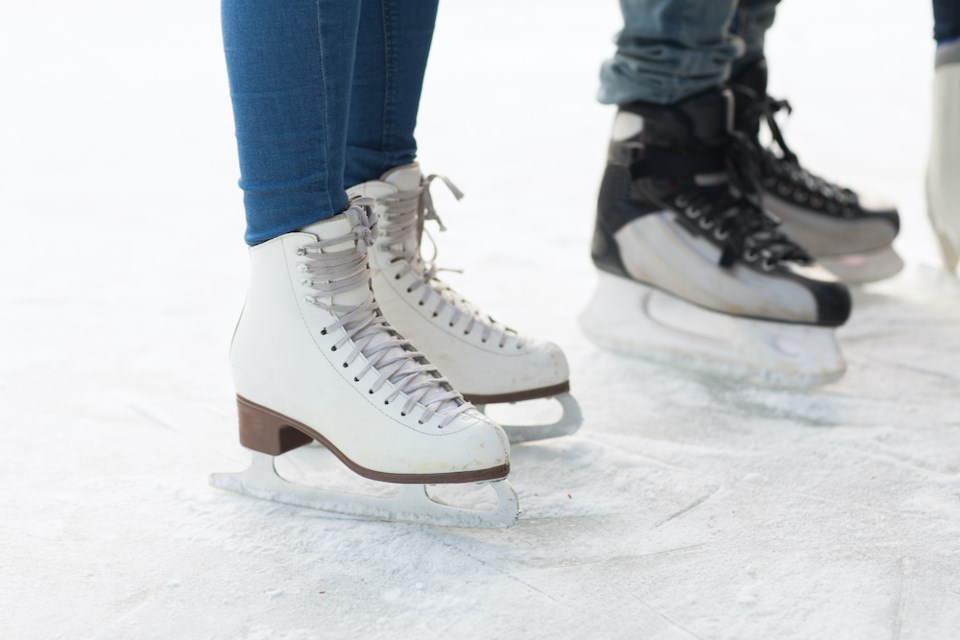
[
  {"left": 210, "top": 199, "right": 518, "bottom": 528},
  {"left": 584, "top": 88, "right": 851, "bottom": 387},
  {"left": 927, "top": 40, "right": 960, "bottom": 275},
  {"left": 348, "top": 164, "right": 581, "bottom": 443},
  {"left": 732, "top": 59, "right": 903, "bottom": 284}
]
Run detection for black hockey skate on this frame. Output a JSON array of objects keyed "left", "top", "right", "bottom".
[
  {"left": 731, "top": 58, "right": 902, "bottom": 283},
  {"left": 583, "top": 88, "right": 851, "bottom": 387}
]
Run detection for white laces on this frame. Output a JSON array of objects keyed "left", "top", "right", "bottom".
[
  {"left": 378, "top": 176, "right": 523, "bottom": 350},
  {"left": 299, "top": 198, "right": 473, "bottom": 426}
]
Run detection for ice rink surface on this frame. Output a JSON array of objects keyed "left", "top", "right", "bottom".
[{"left": 2, "top": 1, "right": 959, "bottom": 638}]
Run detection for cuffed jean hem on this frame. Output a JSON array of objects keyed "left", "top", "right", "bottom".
[
  {"left": 598, "top": 38, "right": 744, "bottom": 105},
  {"left": 343, "top": 145, "right": 418, "bottom": 188},
  {"left": 243, "top": 190, "right": 350, "bottom": 246}
]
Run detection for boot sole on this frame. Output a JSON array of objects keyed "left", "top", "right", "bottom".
[{"left": 235, "top": 395, "right": 510, "bottom": 485}]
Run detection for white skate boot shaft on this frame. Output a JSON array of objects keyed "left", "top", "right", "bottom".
[
  {"left": 348, "top": 164, "right": 581, "bottom": 443},
  {"left": 928, "top": 41, "right": 960, "bottom": 275},
  {"left": 211, "top": 200, "right": 518, "bottom": 528}
]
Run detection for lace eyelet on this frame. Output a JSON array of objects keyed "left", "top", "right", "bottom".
[
  {"left": 418, "top": 301, "right": 424, "bottom": 306},
  {"left": 674, "top": 195, "right": 689, "bottom": 208},
  {"left": 384, "top": 400, "right": 389, "bottom": 405},
  {"left": 698, "top": 217, "right": 714, "bottom": 230},
  {"left": 320, "top": 328, "right": 327, "bottom": 335},
  {"left": 331, "top": 346, "right": 337, "bottom": 352},
  {"left": 448, "top": 322, "right": 454, "bottom": 327},
  {"left": 406, "top": 287, "right": 412, "bottom": 293},
  {"left": 400, "top": 412, "right": 406, "bottom": 417},
  {"left": 744, "top": 249, "right": 759, "bottom": 262},
  {"left": 685, "top": 206, "right": 701, "bottom": 219},
  {"left": 342, "top": 362, "right": 348, "bottom": 368},
  {"left": 296, "top": 247, "right": 307, "bottom": 256},
  {"left": 714, "top": 228, "right": 730, "bottom": 241},
  {"left": 761, "top": 258, "right": 777, "bottom": 272},
  {"left": 417, "top": 420, "right": 424, "bottom": 425},
  {"left": 353, "top": 377, "right": 359, "bottom": 382},
  {"left": 368, "top": 389, "right": 374, "bottom": 395},
  {"left": 463, "top": 331, "right": 469, "bottom": 336},
  {"left": 394, "top": 274, "right": 400, "bottom": 280},
  {"left": 432, "top": 313, "right": 438, "bottom": 318}
]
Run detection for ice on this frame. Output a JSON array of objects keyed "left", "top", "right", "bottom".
[{"left": 2, "top": 1, "right": 958, "bottom": 639}]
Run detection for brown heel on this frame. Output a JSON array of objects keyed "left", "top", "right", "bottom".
[{"left": 236, "top": 396, "right": 313, "bottom": 456}]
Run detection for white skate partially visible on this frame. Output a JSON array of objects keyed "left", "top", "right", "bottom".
[
  {"left": 816, "top": 246, "right": 905, "bottom": 285},
  {"left": 927, "top": 44, "right": 960, "bottom": 275},
  {"left": 580, "top": 271, "right": 846, "bottom": 388},
  {"left": 351, "top": 164, "right": 582, "bottom": 444},
  {"left": 209, "top": 452, "right": 519, "bottom": 529},
  {"left": 475, "top": 393, "right": 582, "bottom": 444}
]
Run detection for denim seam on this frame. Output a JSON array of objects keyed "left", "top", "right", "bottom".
[
  {"left": 381, "top": 0, "right": 397, "bottom": 174},
  {"left": 314, "top": 0, "right": 334, "bottom": 215}
]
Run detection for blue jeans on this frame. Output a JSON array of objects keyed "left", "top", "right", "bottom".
[
  {"left": 599, "top": 0, "right": 779, "bottom": 105},
  {"left": 222, "top": 0, "right": 439, "bottom": 245},
  {"left": 934, "top": 0, "right": 960, "bottom": 43}
]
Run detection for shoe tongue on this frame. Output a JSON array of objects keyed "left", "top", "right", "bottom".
[
  {"left": 299, "top": 213, "right": 369, "bottom": 307},
  {"left": 380, "top": 164, "right": 425, "bottom": 257}
]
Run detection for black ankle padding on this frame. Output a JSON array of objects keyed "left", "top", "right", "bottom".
[{"left": 619, "top": 88, "right": 734, "bottom": 146}]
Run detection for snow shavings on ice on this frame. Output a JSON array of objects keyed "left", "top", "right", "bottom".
[{"left": 2, "top": 1, "right": 958, "bottom": 638}]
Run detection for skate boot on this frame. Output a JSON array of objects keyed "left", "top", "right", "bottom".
[
  {"left": 732, "top": 59, "right": 902, "bottom": 284},
  {"left": 348, "top": 164, "right": 581, "bottom": 444},
  {"left": 584, "top": 88, "right": 851, "bottom": 387},
  {"left": 210, "top": 199, "right": 518, "bottom": 528},
  {"left": 928, "top": 40, "right": 960, "bottom": 275}
]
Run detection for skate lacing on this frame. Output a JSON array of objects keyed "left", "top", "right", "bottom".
[
  {"left": 300, "top": 199, "right": 473, "bottom": 426},
  {"left": 670, "top": 133, "right": 810, "bottom": 270},
  {"left": 379, "top": 176, "right": 522, "bottom": 349},
  {"left": 736, "top": 85, "right": 860, "bottom": 216}
]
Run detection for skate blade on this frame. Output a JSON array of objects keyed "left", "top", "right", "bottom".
[
  {"left": 475, "top": 393, "right": 582, "bottom": 444},
  {"left": 817, "top": 246, "right": 904, "bottom": 285},
  {"left": 580, "top": 272, "right": 846, "bottom": 388},
  {"left": 209, "top": 452, "right": 519, "bottom": 529}
]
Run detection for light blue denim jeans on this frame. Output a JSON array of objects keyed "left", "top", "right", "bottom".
[{"left": 599, "top": 0, "right": 780, "bottom": 105}]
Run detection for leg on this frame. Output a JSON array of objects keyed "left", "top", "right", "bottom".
[
  {"left": 588, "top": 0, "right": 850, "bottom": 386},
  {"left": 343, "top": 0, "right": 440, "bottom": 187},
  {"left": 933, "top": 0, "right": 960, "bottom": 43},
  {"left": 341, "top": 0, "right": 580, "bottom": 442},
  {"left": 216, "top": 0, "right": 516, "bottom": 525},
  {"left": 729, "top": 0, "right": 780, "bottom": 78},
  {"left": 599, "top": 0, "right": 742, "bottom": 105},
  {"left": 222, "top": 0, "right": 361, "bottom": 246},
  {"left": 928, "top": 1, "right": 960, "bottom": 273},
  {"left": 727, "top": 0, "right": 902, "bottom": 283}
]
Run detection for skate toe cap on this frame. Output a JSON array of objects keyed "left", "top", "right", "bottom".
[{"left": 440, "top": 417, "right": 511, "bottom": 474}]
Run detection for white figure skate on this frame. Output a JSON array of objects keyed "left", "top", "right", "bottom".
[
  {"left": 585, "top": 89, "right": 850, "bottom": 387},
  {"left": 348, "top": 164, "right": 581, "bottom": 443},
  {"left": 928, "top": 40, "right": 960, "bottom": 275},
  {"left": 732, "top": 59, "right": 903, "bottom": 284},
  {"left": 210, "top": 200, "right": 518, "bottom": 528}
]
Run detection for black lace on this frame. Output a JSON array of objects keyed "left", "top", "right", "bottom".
[
  {"left": 667, "top": 131, "right": 810, "bottom": 270},
  {"left": 737, "top": 85, "right": 859, "bottom": 216}
]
